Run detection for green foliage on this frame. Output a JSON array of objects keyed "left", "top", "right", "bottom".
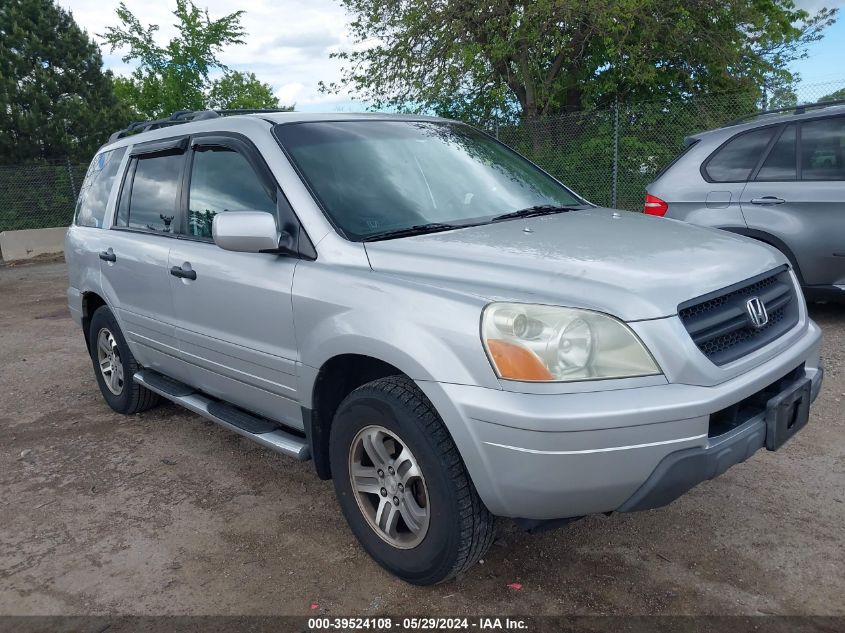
[
  {"left": 101, "top": 0, "right": 288, "bottom": 118},
  {"left": 766, "top": 84, "right": 799, "bottom": 109},
  {"left": 500, "top": 94, "right": 759, "bottom": 211},
  {"left": 324, "top": 0, "right": 838, "bottom": 124},
  {"left": 820, "top": 87, "right": 845, "bottom": 102},
  {"left": 0, "top": 0, "right": 131, "bottom": 164},
  {"left": 0, "top": 162, "right": 87, "bottom": 230},
  {"left": 208, "top": 71, "right": 287, "bottom": 110}
]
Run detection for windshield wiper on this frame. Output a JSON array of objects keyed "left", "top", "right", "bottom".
[
  {"left": 363, "top": 222, "right": 466, "bottom": 242},
  {"left": 491, "top": 204, "right": 585, "bottom": 223},
  {"left": 363, "top": 205, "right": 585, "bottom": 241}
]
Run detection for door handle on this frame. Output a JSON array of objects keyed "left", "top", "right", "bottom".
[
  {"left": 750, "top": 196, "right": 785, "bottom": 205},
  {"left": 98, "top": 250, "right": 116, "bottom": 262},
  {"left": 170, "top": 266, "right": 197, "bottom": 280}
]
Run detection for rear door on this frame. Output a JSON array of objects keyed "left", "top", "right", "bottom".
[
  {"left": 684, "top": 126, "right": 779, "bottom": 229},
  {"left": 740, "top": 115, "right": 845, "bottom": 287},
  {"left": 167, "top": 134, "right": 302, "bottom": 428},
  {"left": 100, "top": 137, "right": 192, "bottom": 382},
  {"left": 67, "top": 146, "right": 128, "bottom": 307}
]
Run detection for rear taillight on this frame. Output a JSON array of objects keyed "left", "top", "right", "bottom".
[{"left": 643, "top": 193, "right": 669, "bottom": 216}]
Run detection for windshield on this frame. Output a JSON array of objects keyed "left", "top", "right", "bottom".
[{"left": 274, "top": 120, "right": 585, "bottom": 241}]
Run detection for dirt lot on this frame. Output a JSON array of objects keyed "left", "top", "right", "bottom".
[{"left": 1, "top": 260, "right": 843, "bottom": 617}]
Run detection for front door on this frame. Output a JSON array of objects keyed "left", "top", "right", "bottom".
[{"left": 168, "top": 136, "right": 302, "bottom": 428}]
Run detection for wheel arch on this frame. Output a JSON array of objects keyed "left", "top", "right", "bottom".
[
  {"left": 306, "top": 353, "right": 409, "bottom": 480},
  {"left": 80, "top": 291, "right": 109, "bottom": 349},
  {"left": 720, "top": 227, "right": 804, "bottom": 284}
]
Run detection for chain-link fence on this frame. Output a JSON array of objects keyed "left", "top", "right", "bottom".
[
  {"left": 0, "top": 160, "right": 87, "bottom": 232},
  {"left": 494, "top": 80, "right": 845, "bottom": 211},
  {"left": 493, "top": 93, "right": 756, "bottom": 210},
  {"left": 1, "top": 80, "right": 843, "bottom": 232}
]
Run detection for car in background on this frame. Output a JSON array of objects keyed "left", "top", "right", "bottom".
[{"left": 645, "top": 101, "right": 845, "bottom": 302}]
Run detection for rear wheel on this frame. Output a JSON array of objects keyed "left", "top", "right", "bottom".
[
  {"left": 330, "top": 375, "right": 495, "bottom": 585},
  {"left": 88, "top": 306, "right": 159, "bottom": 414}
]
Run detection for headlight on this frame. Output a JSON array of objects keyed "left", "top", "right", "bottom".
[{"left": 481, "top": 303, "right": 660, "bottom": 382}]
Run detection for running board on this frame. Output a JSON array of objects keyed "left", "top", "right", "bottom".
[{"left": 133, "top": 369, "right": 310, "bottom": 461}]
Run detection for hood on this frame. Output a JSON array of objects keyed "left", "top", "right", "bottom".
[{"left": 363, "top": 208, "right": 786, "bottom": 321}]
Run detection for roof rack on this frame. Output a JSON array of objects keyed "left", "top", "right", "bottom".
[
  {"left": 726, "top": 98, "right": 845, "bottom": 127},
  {"left": 108, "top": 108, "right": 293, "bottom": 142}
]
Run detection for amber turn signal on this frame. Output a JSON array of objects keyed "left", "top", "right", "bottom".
[{"left": 485, "top": 339, "right": 554, "bottom": 381}]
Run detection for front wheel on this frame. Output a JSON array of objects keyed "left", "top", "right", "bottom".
[{"left": 330, "top": 376, "right": 495, "bottom": 585}]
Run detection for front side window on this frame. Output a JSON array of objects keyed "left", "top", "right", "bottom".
[
  {"left": 275, "top": 121, "right": 583, "bottom": 241},
  {"left": 187, "top": 147, "right": 276, "bottom": 239},
  {"left": 75, "top": 147, "right": 127, "bottom": 228},
  {"left": 756, "top": 124, "right": 796, "bottom": 181},
  {"left": 121, "top": 153, "right": 184, "bottom": 233},
  {"left": 704, "top": 127, "right": 775, "bottom": 182},
  {"left": 801, "top": 117, "right": 845, "bottom": 181}
]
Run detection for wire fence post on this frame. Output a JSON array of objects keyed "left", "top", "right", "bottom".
[
  {"left": 611, "top": 96, "right": 619, "bottom": 209},
  {"left": 65, "top": 157, "right": 78, "bottom": 200}
]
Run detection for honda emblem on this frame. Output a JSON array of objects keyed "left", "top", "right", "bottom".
[{"left": 746, "top": 297, "right": 769, "bottom": 329}]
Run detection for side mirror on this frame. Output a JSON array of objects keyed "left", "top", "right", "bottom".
[{"left": 212, "top": 212, "right": 281, "bottom": 254}]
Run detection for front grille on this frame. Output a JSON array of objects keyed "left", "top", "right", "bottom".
[{"left": 678, "top": 265, "right": 799, "bottom": 366}]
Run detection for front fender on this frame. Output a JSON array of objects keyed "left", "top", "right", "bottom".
[{"left": 292, "top": 264, "right": 502, "bottom": 406}]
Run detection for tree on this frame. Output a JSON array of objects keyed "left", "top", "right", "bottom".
[
  {"left": 101, "top": 0, "right": 287, "bottom": 118},
  {"left": 820, "top": 87, "right": 845, "bottom": 102},
  {"left": 208, "top": 71, "right": 288, "bottom": 110},
  {"left": 323, "top": 0, "right": 837, "bottom": 124},
  {"left": 0, "top": 0, "right": 130, "bottom": 163}
]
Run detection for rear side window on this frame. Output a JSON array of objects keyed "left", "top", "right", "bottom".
[
  {"left": 187, "top": 148, "right": 276, "bottom": 239},
  {"left": 801, "top": 117, "right": 845, "bottom": 180},
  {"left": 704, "top": 127, "right": 774, "bottom": 182},
  {"left": 756, "top": 124, "right": 796, "bottom": 181},
  {"left": 117, "top": 153, "right": 184, "bottom": 233},
  {"left": 74, "top": 147, "right": 127, "bottom": 228}
]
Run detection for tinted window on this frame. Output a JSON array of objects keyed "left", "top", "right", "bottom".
[
  {"left": 756, "top": 125, "right": 796, "bottom": 181},
  {"left": 801, "top": 117, "right": 845, "bottom": 180},
  {"left": 74, "top": 147, "right": 127, "bottom": 228},
  {"left": 705, "top": 127, "right": 774, "bottom": 182},
  {"left": 275, "top": 121, "right": 582, "bottom": 241},
  {"left": 187, "top": 148, "right": 276, "bottom": 238},
  {"left": 125, "top": 153, "right": 183, "bottom": 233}
]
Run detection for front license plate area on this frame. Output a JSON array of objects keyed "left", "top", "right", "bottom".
[{"left": 765, "top": 377, "right": 811, "bottom": 451}]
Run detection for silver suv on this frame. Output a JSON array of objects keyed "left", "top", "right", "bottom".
[
  {"left": 66, "top": 110, "right": 823, "bottom": 585},
  {"left": 646, "top": 101, "right": 845, "bottom": 302}
]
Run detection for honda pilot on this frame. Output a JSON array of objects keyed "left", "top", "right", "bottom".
[{"left": 66, "top": 110, "right": 823, "bottom": 585}]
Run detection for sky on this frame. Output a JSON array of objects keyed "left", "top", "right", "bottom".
[
  {"left": 58, "top": 0, "right": 845, "bottom": 113},
  {"left": 790, "top": 1, "right": 845, "bottom": 99},
  {"left": 58, "top": 0, "right": 361, "bottom": 112}
]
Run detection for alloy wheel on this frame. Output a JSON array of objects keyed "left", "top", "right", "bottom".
[
  {"left": 348, "top": 424, "right": 430, "bottom": 549},
  {"left": 96, "top": 328, "right": 125, "bottom": 395}
]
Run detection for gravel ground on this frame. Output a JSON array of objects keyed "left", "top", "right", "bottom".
[{"left": 1, "top": 260, "right": 843, "bottom": 617}]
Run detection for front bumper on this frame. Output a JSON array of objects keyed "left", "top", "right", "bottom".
[
  {"left": 417, "top": 319, "right": 823, "bottom": 520},
  {"left": 618, "top": 366, "right": 822, "bottom": 513}
]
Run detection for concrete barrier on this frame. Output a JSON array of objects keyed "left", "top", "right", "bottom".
[{"left": 0, "top": 227, "right": 67, "bottom": 262}]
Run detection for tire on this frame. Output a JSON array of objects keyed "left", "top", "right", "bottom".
[
  {"left": 88, "top": 305, "right": 159, "bottom": 415},
  {"left": 330, "top": 375, "right": 495, "bottom": 585}
]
